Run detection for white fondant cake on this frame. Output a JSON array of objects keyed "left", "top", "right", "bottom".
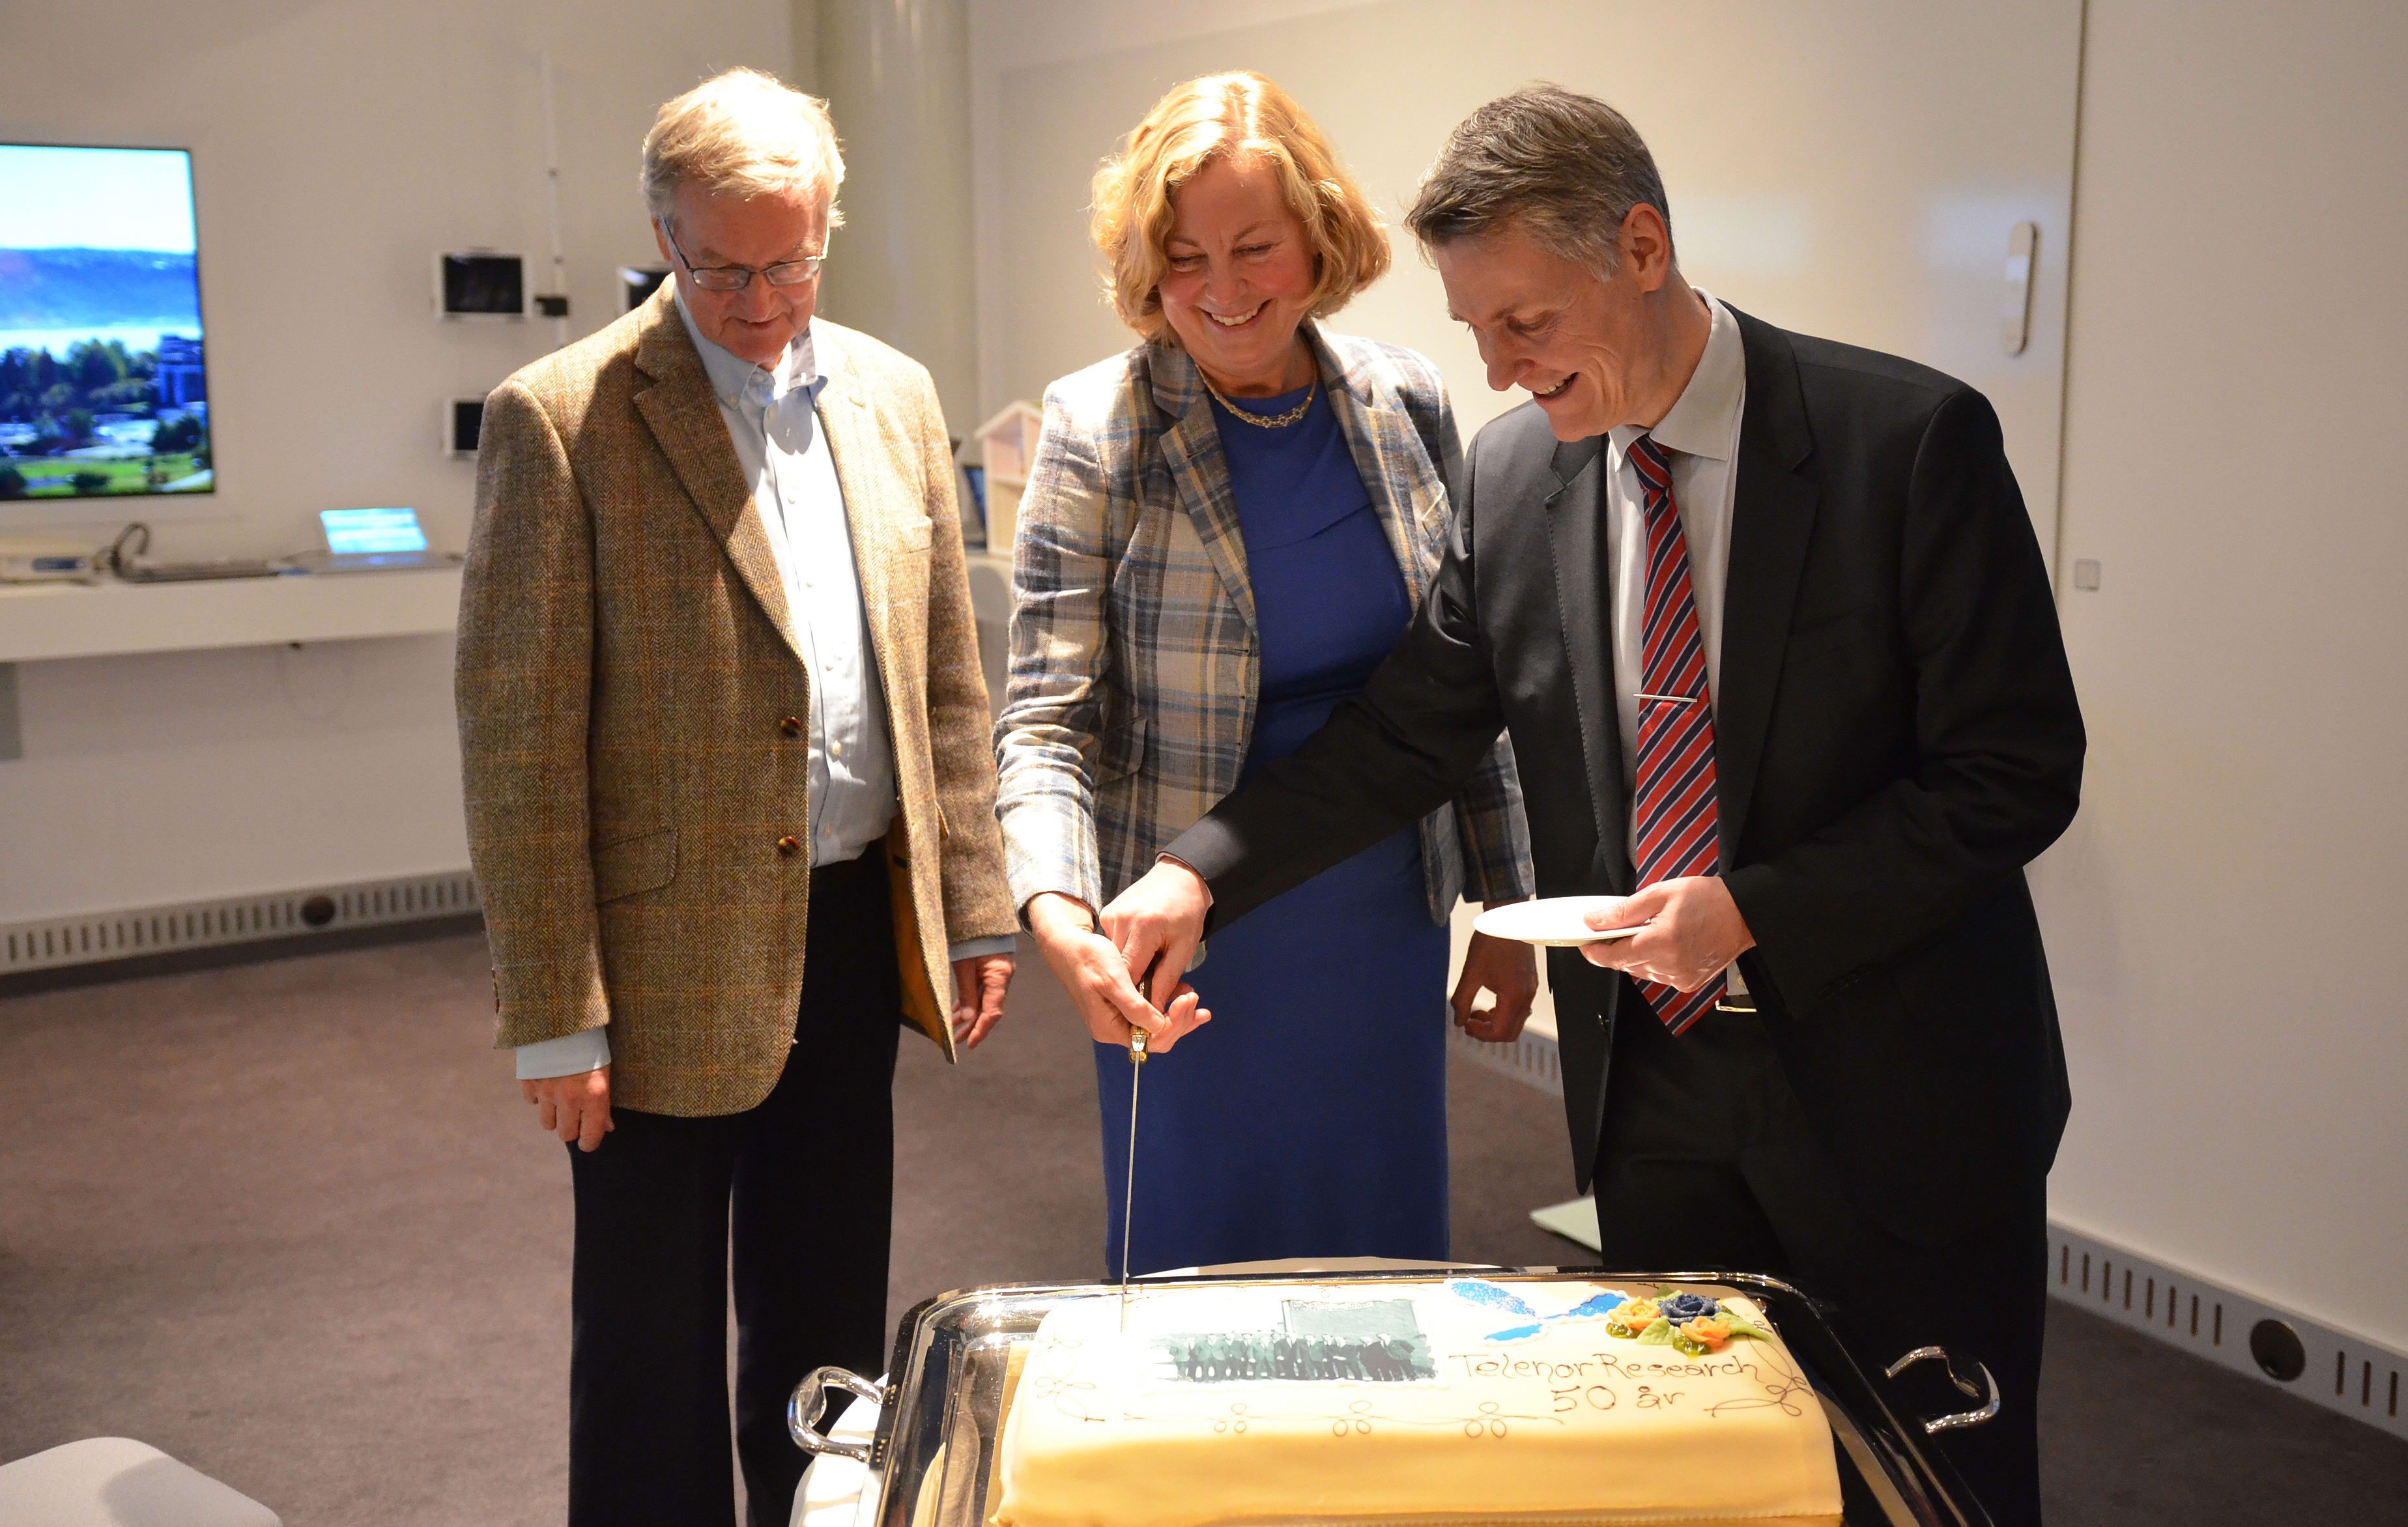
[{"left": 992, "top": 1278, "right": 1843, "bottom": 1527}]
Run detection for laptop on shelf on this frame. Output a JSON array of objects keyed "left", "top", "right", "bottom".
[{"left": 285, "top": 507, "right": 461, "bottom": 573}]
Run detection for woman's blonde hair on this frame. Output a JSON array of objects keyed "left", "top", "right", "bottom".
[
  {"left": 642, "top": 68, "right": 845, "bottom": 228},
  {"left": 1089, "top": 72, "right": 1389, "bottom": 343}
]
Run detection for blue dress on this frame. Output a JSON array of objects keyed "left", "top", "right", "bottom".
[{"left": 1093, "top": 378, "right": 1450, "bottom": 1274}]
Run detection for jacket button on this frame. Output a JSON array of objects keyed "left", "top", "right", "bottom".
[
  {"left": 779, "top": 716, "right": 803, "bottom": 738},
  {"left": 776, "top": 835, "right": 803, "bottom": 858}
]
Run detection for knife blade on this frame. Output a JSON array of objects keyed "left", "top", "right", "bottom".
[
  {"left": 1120, "top": 1020, "right": 1147, "bottom": 1333},
  {"left": 1119, "top": 946, "right": 1171, "bottom": 1333}
]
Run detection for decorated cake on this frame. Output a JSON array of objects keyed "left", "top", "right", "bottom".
[{"left": 990, "top": 1277, "right": 1844, "bottom": 1527}]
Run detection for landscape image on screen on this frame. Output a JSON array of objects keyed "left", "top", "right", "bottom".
[{"left": 0, "top": 145, "right": 211, "bottom": 500}]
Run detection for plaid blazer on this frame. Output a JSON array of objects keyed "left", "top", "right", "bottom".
[
  {"left": 457, "top": 284, "right": 1015, "bottom": 1117},
  {"left": 995, "top": 325, "right": 1532, "bottom": 930}
]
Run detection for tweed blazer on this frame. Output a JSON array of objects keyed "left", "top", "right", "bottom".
[
  {"left": 457, "top": 283, "right": 1015, "bottom": 1117},
  {"left": 994, "top": 324, "right": 1532, "bottom": 930}
]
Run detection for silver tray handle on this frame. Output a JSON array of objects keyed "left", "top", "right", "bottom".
[
  {"left": 789, "top": 1365, "right": 887, "bottom": 1462},
  {"left": 1884, "top": 1346, "right": 2000, "bottom": 1435}
]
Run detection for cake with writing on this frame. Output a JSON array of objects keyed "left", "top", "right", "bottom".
[{"left": 991, "top": 1277, "right": 1843, "bottom": 1527}]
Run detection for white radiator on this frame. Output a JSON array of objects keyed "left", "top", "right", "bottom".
[{"left": 1, "top": 870, "right": 480, "bottom": 977}]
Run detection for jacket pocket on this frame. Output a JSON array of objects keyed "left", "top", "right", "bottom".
[
  {"left": 1095, "top": 714, "right": 1148, "bottom": 785},
  {"left": 592, "top": 826, "right": 677, "bottom": 904}
]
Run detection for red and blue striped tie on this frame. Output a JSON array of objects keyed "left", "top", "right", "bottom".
[{"left": 1628, "top": 434, "right": 1724, "bottom": 1035}]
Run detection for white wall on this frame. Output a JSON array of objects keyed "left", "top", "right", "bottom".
[
  {"left": 0, "top": 0, "right": 796, "bottom": 922},
  {"left": 967, "top": 0, "right": 2081, "bottom": 554},
  {"left": 2035, "top": 0, "right": 2408, "bottom": 1352}
]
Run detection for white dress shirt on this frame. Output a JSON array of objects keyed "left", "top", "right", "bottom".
[
  {"left": 1601, "top": 291, "right": 1750, "bottom": 995},
  {"left": 515, "top": 294, "right": 1008, "bottom": 1081}
]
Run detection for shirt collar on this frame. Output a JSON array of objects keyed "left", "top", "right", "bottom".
[
  {"left": 672, "top": 283, "right": 824, "bottom": 410},
  {"left": 1609, "top": 289, "right": 1742, "bottom": 465}
]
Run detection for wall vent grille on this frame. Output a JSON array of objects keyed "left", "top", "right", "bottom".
[
  {"left": 1447, "top": 1018, "right": 1563, "bottom": 1095},
  {"left": 1455, "top": 1014, "right": 2407, "bottom": 1442},
  {"left": 1, "top": 871, "right": 481, "bottom": 977},
  {"left": 2048, "top": 1224, "right": 2407, "bottom": 1442}
]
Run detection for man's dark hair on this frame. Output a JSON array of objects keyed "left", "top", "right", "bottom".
[{"left": 1406, "top": 84, "right": 1672, "bottom": 274}]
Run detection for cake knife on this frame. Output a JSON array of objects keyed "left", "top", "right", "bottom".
[{"left": 1120, "top": 1020, "right": 1147, "bottom": 1334}]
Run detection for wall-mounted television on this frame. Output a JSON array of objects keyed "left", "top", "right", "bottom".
[{"left": 0, "top": 144, "right": 212, "bottom": 501}]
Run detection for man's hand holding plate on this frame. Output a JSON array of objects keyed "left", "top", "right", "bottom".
[{"left": 1580, "top": 876, "right": 1755, "bottom": 992}]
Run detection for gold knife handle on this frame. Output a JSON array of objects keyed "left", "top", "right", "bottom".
[{"left": 1128, "top": 950, "right": 1162, "bottom": 1066}]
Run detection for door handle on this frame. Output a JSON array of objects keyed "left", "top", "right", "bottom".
[{"left": 2002, "top": 221, "right": 2039, "bottom": 355}]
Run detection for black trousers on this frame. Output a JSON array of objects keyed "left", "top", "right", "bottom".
[
  {"left": 1590, "top": 990, "right": 2048, "bottom": 1527},
  {"left": 566, "top": 852, "right": 902, "bottom": 1527}
]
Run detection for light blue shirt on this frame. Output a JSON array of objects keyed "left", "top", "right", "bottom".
[
  {"left": 515, "top": 294, "right": 1010, "bottom": 1080},
  {"left": 681, "top": 291, "right": 902, "bottom": 868}
]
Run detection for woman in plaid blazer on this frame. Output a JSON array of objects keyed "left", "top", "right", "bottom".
[{"left": 994, "top": 74, "right": 1536, "bottom": 1271}]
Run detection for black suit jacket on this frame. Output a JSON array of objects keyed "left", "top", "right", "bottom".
[{"left": 1168, "top": 307, "right": 2084, "bottom": 1244}]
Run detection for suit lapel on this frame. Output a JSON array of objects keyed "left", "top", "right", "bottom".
[
  {"left": 1148, "top": 345, "right": 1256, "bottom": 632},
  {"left": 632, "top": 291, "right": 806, "bottom": 665},
  {"left": 1542, "top": 435, "right": 1631, "bottom": 886},
  {"left": 1715, "top": 308, "right": 1819, "bottom": 859}
]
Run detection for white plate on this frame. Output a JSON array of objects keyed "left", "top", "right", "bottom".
[{"left": 1473, "top": 897, "right": 1650, "bottom": 948}]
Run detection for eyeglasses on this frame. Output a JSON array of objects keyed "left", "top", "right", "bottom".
[{"left": 659, "top": 218, "right": 827, "bottom": 291}]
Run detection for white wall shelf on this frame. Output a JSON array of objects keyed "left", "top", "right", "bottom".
[{"left": 0, "top": 568, "right": 461, "bottom": 664}]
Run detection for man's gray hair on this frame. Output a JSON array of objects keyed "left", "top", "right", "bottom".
[
  {"left": 1405, "top": 84, "right": 1669, "bottom": 274},
  {"left": 640, "top": 68, "right": 845, "bottom": 227}
]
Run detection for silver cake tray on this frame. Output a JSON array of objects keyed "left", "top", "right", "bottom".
[{"left": 790, "top": 1267, "right": 2001, "bottom": 1527}]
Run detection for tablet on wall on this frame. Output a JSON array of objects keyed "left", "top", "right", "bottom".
[
  {"left": 446, "top": 397, "right": 485, "bottom": 459},
  {"left": 437, "top": 251, "right": 526, "bottom": 320}
]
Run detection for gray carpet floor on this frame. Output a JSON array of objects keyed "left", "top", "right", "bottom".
[{"left": 3, "top": 930, "right": 2403, "bottom": 1524}]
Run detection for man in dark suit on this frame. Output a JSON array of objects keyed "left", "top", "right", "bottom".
[{"left": 1104, "top": 86, "right": 2082, "bottom": 1524}]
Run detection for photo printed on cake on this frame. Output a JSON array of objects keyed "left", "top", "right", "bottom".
[{"left": 1145, "top": 1297, "right": 1437, "bottom": 1385}]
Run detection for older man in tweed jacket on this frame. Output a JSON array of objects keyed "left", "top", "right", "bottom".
[{"left": 455, "top": 71, "right": 1014, "bottom": 1527}]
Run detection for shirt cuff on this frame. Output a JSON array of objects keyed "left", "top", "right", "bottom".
[
  {"left": 514, "top": 1028, "right": 610, "bottom": 1080},
  {"left": 947, "top": 934, "right": 1017, "bottom": 963}
]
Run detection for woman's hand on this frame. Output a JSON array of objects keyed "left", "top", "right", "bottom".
[
  {"left": 1027, "top": 892, "right": 1212, "bottom": 1054},
  {"left": 1452, "top": 926, "right": 1539, "bottom": 1044}
]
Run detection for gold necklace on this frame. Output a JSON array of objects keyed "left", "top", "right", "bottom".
[{"left": 1201, "top": 369, "right": 1318, "bottom": 429}]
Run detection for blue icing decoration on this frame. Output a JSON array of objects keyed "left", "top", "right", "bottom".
[
  {"left": 1447, "top": 1279, "right": 1538, "bottom": 1319},
  {"left": 1555, "top": 1292, "right": 1627, "bottom": 1321},
  {"left": 1484, "top": 1324, "right": 1546, "bottom": 1343},
  {"left": 1659, "top": 1292, "right": 1721, "bottom": 1324}
]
